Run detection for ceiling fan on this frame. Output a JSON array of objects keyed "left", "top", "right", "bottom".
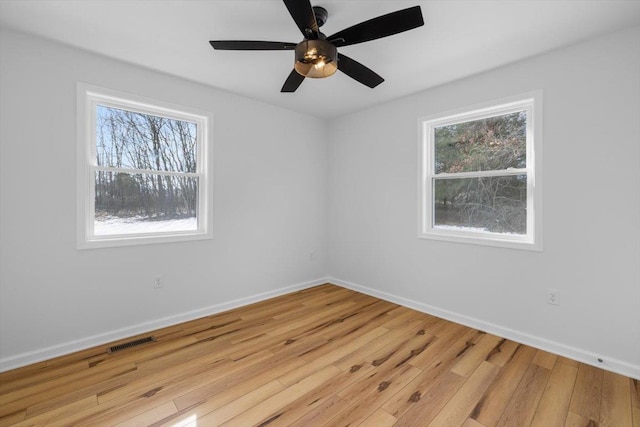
[{"left": 209, "top": 0, "right": 424, "bottom": 92}]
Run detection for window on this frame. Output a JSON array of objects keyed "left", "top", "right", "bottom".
[
  {"left": 77, "top": 83, "right": 212, "bottom": 248},
  {"left": 419, "top": 92, "right": 542, "bottom": 250}
]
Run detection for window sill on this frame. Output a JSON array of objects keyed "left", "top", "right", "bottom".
[
  {"left": 418, "top": 230, "right": 542, "bottom": 251},
  {"left": 78, "top": 230, "right": 212, "bottom": 250}
]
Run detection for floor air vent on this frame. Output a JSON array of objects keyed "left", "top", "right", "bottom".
[{"left": 108, "top": 336, "right": 156, "bottom": 354}]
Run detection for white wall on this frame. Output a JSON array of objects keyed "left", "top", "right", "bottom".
[
  {"left": 0, "top": 29, "right": 328, "bottom": 369},
  {"left": 327, "top": 26, "right": 640, "bottom": 376},
  {"left": 1, "top": 25, "right": 639, "bottom": 377}
]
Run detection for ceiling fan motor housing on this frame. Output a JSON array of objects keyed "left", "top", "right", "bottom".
[{"left": 313, "top": 6, "right": 328, "bottom": 27}]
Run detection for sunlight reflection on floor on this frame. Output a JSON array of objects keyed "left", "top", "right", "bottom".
[{"left": 170, "top": 414, "right": 197, "bottom": 427}]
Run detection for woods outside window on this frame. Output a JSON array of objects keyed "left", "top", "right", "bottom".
[{"left": 77, "top": 84, "right": 212, "bottom": 249}]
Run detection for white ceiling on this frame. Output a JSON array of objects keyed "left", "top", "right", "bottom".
[{"left": 1, "top": 0, "right": 639, "bottom": 119}]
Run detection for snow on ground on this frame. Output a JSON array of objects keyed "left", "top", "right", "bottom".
[
  {"left": 94, "top": 215, "right": 197, "bottom": 235},
  {"left": 94, "top": 217, "right": 519, "bottom": 237},
  {"left": 434, "top": 224, "right": 520, "bottom": 235}
]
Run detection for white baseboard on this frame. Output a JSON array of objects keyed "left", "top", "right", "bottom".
[
  {"left": 4, "top": 276, "right": 638, "bottom": 379},
  {"left": 0, "top": 277, "right": 329, "bottom": 373},
  {"left": 329, "top": 277, "right": 640, "bottom": 380}
]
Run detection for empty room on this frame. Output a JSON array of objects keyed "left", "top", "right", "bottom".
[{"left": 0, "top": 0, "right": 639, "bottom": 426}]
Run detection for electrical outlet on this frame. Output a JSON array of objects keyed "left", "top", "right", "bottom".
[
  {"left": 547, "top": 288, "right": 559, "bottom": 305},
  {"left": 154, "top": 276, "right": 163, "bottom": 289}
]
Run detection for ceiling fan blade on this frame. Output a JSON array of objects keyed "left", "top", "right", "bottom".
[
  {"left": 283, "top": 0, "right": 318, "bottom": 38},
  {"left": 209, "top": 40, "right": 296, "bottom": 50},
  {"left": 281, "top": 69, "right": 305, "bottom": 92},
  {"left": 337, "top": 53, "right": 384, "bottom": 88},
  {"left": 328, "top": 6, "right": 424, "bottom": 47}
]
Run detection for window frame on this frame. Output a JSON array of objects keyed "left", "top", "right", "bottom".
[
  {"left": 77, "top": 83, "right": 213, "bottom": 249},
  {"left": 418, "top": 91, "right": 542, "bottom": 251}
]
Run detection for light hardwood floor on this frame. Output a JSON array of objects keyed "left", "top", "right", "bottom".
[{"left": 0, "top": 284, "right": 638, "bottom": 426}]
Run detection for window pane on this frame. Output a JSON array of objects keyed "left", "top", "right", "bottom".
[
  {"left": 433, "top": 175, "right": 527, "bottom": 234},
  {"left": 434, "top": 111, "right": 526, "bottom": 174},
  {"left": 96, "top": 105, "right": 197, "bottom": 173},
  {"left": 94, "top": 171, "right": 198, "bottom": 236}
]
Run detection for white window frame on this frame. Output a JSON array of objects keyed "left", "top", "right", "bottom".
[
  {"left": 418, "top": 91, "right": 542, "bottom": 251},
  {"left": 77, "top": 83, "right": 213, "bottom": 249}
]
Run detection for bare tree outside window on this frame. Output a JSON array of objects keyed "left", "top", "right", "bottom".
[{"left": 94, "top": 105, "right": 199, "bottom": 235}]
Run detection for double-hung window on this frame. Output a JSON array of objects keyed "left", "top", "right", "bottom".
[
  {"left": 419, "top": 92, "right": 542, "bottom": 250},
  {"left": 77, "top": 84, "right": 212, "bottom": 248}
]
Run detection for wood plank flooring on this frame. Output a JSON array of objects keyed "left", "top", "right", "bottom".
[{"left": 0, "top": 284, "right": 637, "bottom": 426}]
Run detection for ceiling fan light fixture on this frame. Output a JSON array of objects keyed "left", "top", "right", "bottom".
[
  {"left": 294, "top": 39, "right": 337, "bottom": 78},
  {"left": 210, "top": 2, "right": 425, "bottom": 92}
]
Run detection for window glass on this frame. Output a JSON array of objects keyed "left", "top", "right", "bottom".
[
  {"left": 433, "top": 175, "right": 527, "bottom": 235},
  {"left": 96, "top": 105, "right": 197, "bottom": 173},
  {"left": 434, "top": 111, "right": 526, "bottom": 174},
  {"left": 94, "top": 171, "right": 198, "bottom": 236}
]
